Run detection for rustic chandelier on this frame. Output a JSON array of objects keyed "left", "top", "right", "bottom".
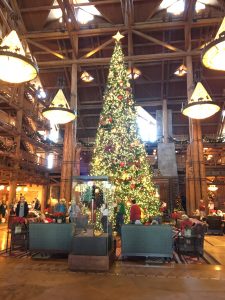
[
  {"left": 80, "top": 71, "right": 94, "bottom": 82},
  {"left": 182, "top": 82, "right": 220, "bottom": 119},
  {"left": 208, "top": 185, "right": 218, "bottom": 192},
  {"left": 202, "top": 17, "right": 225, "bottom": 71},
  {"left": 174, "top": 64, "right": 187, "bottom": 77},
  {"left": 42, "top": 89, "right": 76, "bottom": 124},
  {"left": 0, "top": 30, "right": 38, "bottom": 83},
  {"left": 127, "top": 67, "right": 141, "bottom": 80}
]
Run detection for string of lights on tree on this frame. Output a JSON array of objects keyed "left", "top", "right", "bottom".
[{"left": 91, "top": 32, "right": 160, "bottom": 227}]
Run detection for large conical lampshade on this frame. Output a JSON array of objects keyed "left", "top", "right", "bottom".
[
  {"left": 42, "top": 89, "right": 76, "bottom": 124},
  {"left": 202, "top": 17, "right": 225, "bottom": 71},
  {"left": 182, "top": 82, "right": 220, "bottom": 119},
  {"left": 0, "top": 30, "right": 38, "bottom": 83}
]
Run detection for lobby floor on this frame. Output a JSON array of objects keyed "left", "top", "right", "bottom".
[{"left": 1, "top": 224, "right": 225, "bottom": 300}]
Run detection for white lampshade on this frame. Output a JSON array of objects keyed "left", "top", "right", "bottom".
[
  {"left": 208, "top": 185, "right": 218, "bottom": 192},
  {"left": 80, "top": 71, "right": 94, "bottom": 82},
  {"left": 0, "top": 30, "right": 38, "bottom": 83},
  {"left": 202, "top": 17, "right": 225, "bottom": 71},
  {"left": 182, "top": 82, "right": 220, "bottom": 119},
  {"left": 128, "top": 67, "right": 141, "bottom": 80},
  {"left": 42, "top": 89, "right": 76, "bottom": 124},
  {"left": 174, "top": 64, "right": 187, "bottom": 77}
]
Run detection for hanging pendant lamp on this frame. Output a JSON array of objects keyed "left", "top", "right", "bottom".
[
  {"left": 0, "top": 30, "right": 38, "bottom": 83},
  {"left": 202, "top": 17, "right": 225, "bottom": 71},
  {"left": 174, "top": 64, "right": 187, "bottom": 77},
  {"left": 127, "top": 67, "right": 141, "bottom": 80},
  {"left": 182, "top": 82, "right": 220, "bottom": 119},
  {"left": 208, "top": 184, "right": 218, "bottom": 192},
  {"left": 42, "top": 89, "right": 76, "bottom": 124}
]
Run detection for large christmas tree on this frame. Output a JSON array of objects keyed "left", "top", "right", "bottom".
[{"left": 91, "top": 32, "right": 160, "bottom": 222}]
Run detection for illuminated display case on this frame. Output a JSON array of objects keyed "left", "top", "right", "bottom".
[{"left": 69, "top": 176, "right": 116, "bottom": 271}]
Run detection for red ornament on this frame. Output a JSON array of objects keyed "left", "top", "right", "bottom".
[
  {"left": 108, "top": 117, "right": 112, "bottom": 123},
  {"left": 130, "top": 183, "right": 136, "bottom": 189},
  {"left": 118, "top": 95, "right": 123, "bottom": 100},
  {"left": 120, "top": 162, "right": 125, "bottom": 167}
]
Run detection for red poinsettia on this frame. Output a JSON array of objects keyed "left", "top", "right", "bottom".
[
  {"left": 11, "top": 217, "right": 26, "bottom": 225},
  {"left": 53, "top": 212, "right": 65, "bottom": 218}
]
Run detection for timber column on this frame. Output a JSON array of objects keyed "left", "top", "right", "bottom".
[
  {"left": 60, "top": 63, "right": 78, "bottom": 204},
  {"left": 9, "top": 85, "right": 24, "bottom": 204},
  {"left": 185, "top": 55, "right": 207, "bottom": 214}
]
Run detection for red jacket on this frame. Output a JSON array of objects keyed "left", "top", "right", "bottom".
[{"left": 130, "top": 204, "right": 141, "bottom": 222}]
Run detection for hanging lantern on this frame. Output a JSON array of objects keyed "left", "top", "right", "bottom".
[
  {"left": 208, "top": 185, "right": 218, "bottom": 192},
  {"left": 0, "top": 30, "right": 38, "bottom": 83},
  {"left": 127, "top": 67, "right": 141, "bottom": 80},
  {"left": 80, "top": 71, "right": 94, "bottom": 82},
  {"left": 174, "top": 64, "right": 187, "bottom": 77},
  {"left": 42, "top": 89, "right": 76, "bottom": 124},
  {"left": 182, "top": 82, "right": 220, "bottom": 119},
  {"left": 202, "top": 17, "right": 225, "bottom": 71}
]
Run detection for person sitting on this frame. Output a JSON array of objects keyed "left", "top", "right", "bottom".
[
  {"left": 130, "top": 200, "right": 141, "bottom": 224},
  {"left": 145, "top": 216, "right": 152, "bottom": 226},
  {"left": 180, "top": 214, "right": 193, "bottom": 235},
  {"left": 151, "top": 219, "right": 159, "bottom": 225}
]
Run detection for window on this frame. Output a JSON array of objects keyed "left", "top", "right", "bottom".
[{"left": 136, "top": 106, "right": 157, "bottom": 142}]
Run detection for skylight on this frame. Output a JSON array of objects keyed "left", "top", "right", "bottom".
[
  {"left": 167, "top": 0, "right": 185, "bottom": 15},
  {"left": 74, "top": 0, "right": 101, "bottom": 24},
  {"left": 136, "top": 106, "right": 157, "bottom": 142},
  {"left": 48, "top": 121, "right": 59, "bottom": 143},
  {"left": 160, "top": 0, "right": 210, "bottom": 15}
]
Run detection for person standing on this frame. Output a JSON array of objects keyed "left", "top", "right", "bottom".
[
  {"left": 116, "top": 198, "right": 126, "bottom": 235},
  {"left": 208, "top": 199, "right": 215, "bottom": 214},
  {"left": 130, "top": 200, "right": 141, "bottom": 224},
  {"left": 15, "top": 196, "right": 29, "bottom": 218},
  {"left": 100, "top": 203, "right": 109, "bottom": 233},
  {"left": 199, "top": 199, "right": 206, "bottom": 219},
  {"left": 0, "top": 200, "right": 5, "bottom": 223},
  {"left": 34, "top": 198, "right": 41, "bottom": 211}
]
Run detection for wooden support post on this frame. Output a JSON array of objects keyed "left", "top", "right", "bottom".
[
  {"left": 42, "top": 184, "right": 49, "bottom": 213},
  {"left": 8, "top": 86, "right": 24, "bottom": 204},
  {"left": 162, "top": 99, "right": 168, "bottom": 144},
  {"left": 185, "top": 55, "right": 207, "bottom": 214},
  {"left": 8, "top": 178, "right": 17, "bottom": 205},
  {"left": 60, "top": 63, "right": 78, "bottom": 204}
]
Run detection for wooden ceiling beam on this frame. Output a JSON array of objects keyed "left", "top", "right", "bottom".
[
  {"left": 23, "top": 18, "right": 222, "bottom": 40},
  {"left": 37, "top": 49, "right": 200, "bottom": 67},
  {"left": 26, "top": 39, "right": 66, "bottom": 59},
  {"left": 77, "top": 123, "right": 218, "bottom": 130},
  {"left": 133, "top": 29, "right": 183, "bottom": 52},
  {"left": 80, "top": 30, "right": 127, "bottom": 59},
  {"left": 19, "top": 0, "right": 146, "bottom": 12}
]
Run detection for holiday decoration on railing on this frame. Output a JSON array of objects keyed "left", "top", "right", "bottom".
[
  {"left": 203, "top": 135, "right": 225, "bottom": 144},
  {"left": 168, "top": 136, "right": 189, "bottom": 145}
]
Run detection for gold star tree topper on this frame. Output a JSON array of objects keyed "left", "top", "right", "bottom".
[{"left": 113, "top": 31, "right": 124, "bottom": 42}]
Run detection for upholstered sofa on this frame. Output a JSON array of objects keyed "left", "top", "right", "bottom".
[
  {"left": 206, "top": 216, "right": 224, "bottom": 235},
  {"left": 121, "top": 224, "right": 173, "bottom": 259},
  {"left": 29, "top": 223, "right": 73, "bottom": 254}
]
